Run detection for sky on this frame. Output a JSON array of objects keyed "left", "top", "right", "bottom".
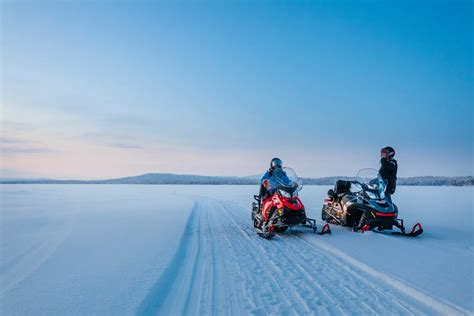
[{"left": 1, "top": 0, "right": 472, "bottom": 179}]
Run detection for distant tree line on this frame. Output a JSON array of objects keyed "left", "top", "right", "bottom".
[
  {"left": 1, "top": 174, "right": 472, "bottom": 186},
  {"left": 303, "top": 176, "right": 473, "bottom": 186}
]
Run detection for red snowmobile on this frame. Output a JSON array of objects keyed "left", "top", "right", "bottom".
[{"left": 252, "top": 167, "right": 331, "bottom": 239}]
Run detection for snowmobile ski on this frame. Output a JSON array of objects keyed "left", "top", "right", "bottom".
[
  {"left": 301, "top": 218, "right": 331, "bottom": 235},
  {"left": 361, "top": 222, "right": 423, "bottom": 237},
  {"left": 318, "top": 223, "right": 331, "bottom": 235},
  {"left": 391, "top": 222, "right": 423, "bottom": 237}
]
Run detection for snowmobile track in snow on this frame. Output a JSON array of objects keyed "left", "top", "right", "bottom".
[{"left": 137, "top": 197, "right": 471, "bottom": 316}]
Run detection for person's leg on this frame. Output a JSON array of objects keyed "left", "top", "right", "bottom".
[{"left": 259, "top": 185, "right": 270, "bottom": 202}]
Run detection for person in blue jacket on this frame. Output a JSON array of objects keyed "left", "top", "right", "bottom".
[{"left": 259, "top": 157, "right": 283, "bottom": 200}]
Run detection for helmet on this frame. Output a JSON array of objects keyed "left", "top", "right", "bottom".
[
  {"left": 381, "top": 146, "right": 395, "bottom": 159},
  {"left": 270, "top": 157, "right": 283, "bottom": 169}
]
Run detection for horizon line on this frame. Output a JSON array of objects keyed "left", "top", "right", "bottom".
[{"left": 1, "top": 172, "right": 472, "bottom": 182}]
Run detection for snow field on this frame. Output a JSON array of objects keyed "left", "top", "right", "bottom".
[{"left": 1, "top": 185, "right": 472, "bottom": 315}]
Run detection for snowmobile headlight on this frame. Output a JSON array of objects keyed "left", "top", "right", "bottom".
[
  {"left": 365, "top": 191, "right": 377, "bottom": 200},
  {"left": 278, "top": 208, "right": 284, "bottom": 216},
  {"left": 279, "top": 189, "right": 292, "bottom": 198}
]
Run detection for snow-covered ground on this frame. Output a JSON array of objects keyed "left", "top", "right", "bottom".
[{"left": 1, "top": 184, "right": 472, "bottom": 315}]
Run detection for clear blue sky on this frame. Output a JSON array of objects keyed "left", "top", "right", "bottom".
[{"left": 1, "top": 0, "right": 472, "bottom": 179}]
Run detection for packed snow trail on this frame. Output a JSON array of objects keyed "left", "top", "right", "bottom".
[{"left": 137, "top": 196, "right": 469, "bottom": 315}]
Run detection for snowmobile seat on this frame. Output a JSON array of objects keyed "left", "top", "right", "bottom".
[
  {"left": 335, "top": 180, "right": 351, "bottom": 195},
  {"left": 327, "top": 189, "right": 337, "bottom": 199}
]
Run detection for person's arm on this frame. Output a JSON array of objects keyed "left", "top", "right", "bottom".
[
  {"left": 261, "top": 172, "right": 272, "bottom": 190},
  {"left": 384, "top": 159, "right": 397, "bottom": 175},
  {"left": 380, "top": 159, "right": 397, "bottom": 183},
  {"left": 390, "top": 160, "right": 398, "bottom": 179},
  {"left": 281, "top": 171, "right": 290, "bottom": 183},
  {"left": 263, "top": 171, "right": 278, "bottom": 193},
  {"left": 379, "top": 158, "right": 389, "bottom": 178}
]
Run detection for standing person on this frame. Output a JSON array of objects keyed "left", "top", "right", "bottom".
[{"left": 379, "top": 146, "right": 398, "bottom": 201}]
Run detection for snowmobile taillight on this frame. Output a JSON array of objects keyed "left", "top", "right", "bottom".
[{"left": 375, "top": 212, "right": 396, "bottom": 217}]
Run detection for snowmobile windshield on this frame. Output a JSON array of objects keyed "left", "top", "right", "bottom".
[
  {"left": 355, "top": 168, "right": 387, "bottom": 200},
  {"left": 269, "top": 167, "right": 302, "bottom": 195}
]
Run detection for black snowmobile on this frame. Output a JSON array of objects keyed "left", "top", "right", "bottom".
[{"left": 321, "top": 169, "right": 423, "bottom": 237}]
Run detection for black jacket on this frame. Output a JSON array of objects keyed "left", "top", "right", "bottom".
[{"left": 379, "top": 158, "right": 397, "bottom": 195}]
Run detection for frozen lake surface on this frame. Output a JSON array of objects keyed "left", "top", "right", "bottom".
[{"left": 1, "top": 184, "right": 473, "bottom": 315}]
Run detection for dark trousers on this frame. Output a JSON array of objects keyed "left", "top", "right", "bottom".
[{"left": 259, "top": 185, "right": 270, "bottom": 201}]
